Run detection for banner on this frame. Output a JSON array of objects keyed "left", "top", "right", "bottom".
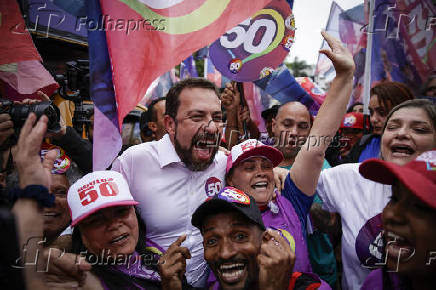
[
  {"left": 210, "top": 0, "right": 295, "bottom": 81},
  {"left": 180, "top": 55, "right": 199, "bottom": 80},
  {"left": 100, "top": 0, "right": 271, "bottom": 129},
  {"left": 0, "top": 61, "right": 58, "bottom": 100},
  {"left": 89, "top": 0, "right": 270, "bottom": 168},
  {"left": 23, "top": 0, "right": 88, "bottom": 45},
  {"left": 243, "top": 82, "right": 266, "bottom": 133},
  {"left": 295, "top": 77, "right": 326, "bottom": 106},
  {"left": 316, "top": 1, "right": 367, "bottom": 103},
  {"left": 0, "top": 0, "right": 58, "bottom": 99},
  {"left": 151, "top": 69, "right": 177, "bottom": 100},
  {"left": 254, "top": 64, "right": 320, "bottom": 115},
  {"left": 205, "top": 51, "right": 222, "bottom": 87},
  {"left": 371, "top": 0, "right": 436, "bottom": 92},
  {"left": 88, "top": 0, "right": 121, "bottom": 170}
]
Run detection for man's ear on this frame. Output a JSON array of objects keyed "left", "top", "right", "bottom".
[
  {"left": 148, "top": 121, "right": 157, "bottom": 133},
  {"left": 271, "top": 118, "right": 277, "bottom": 134},
  {"left": 164, "top": 115, "right": 176, "bottom": 137}
]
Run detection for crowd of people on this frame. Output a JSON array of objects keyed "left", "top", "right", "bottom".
[{"left": 1, "top": 32, "right": 435, "bottom": 290}]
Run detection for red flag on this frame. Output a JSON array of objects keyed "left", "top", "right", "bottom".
[
  {"left": 0, "top": 0, "right": 41, "bottom": 65},
  {"left": 0, "top": 0, "right": 58, "bottom": 99},
  {"left": 100, "top": 0, "right": 271, "bottom": 128}
]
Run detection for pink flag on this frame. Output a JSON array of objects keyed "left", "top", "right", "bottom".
[
  {"left": 0, "top": 0, "right": 58, "bottom": 99},
  {"left": 243, "top": 82, "right": 266, "bottom": 133},
  {"left": 100, "top": 0, "right": 272, "bottom": 128},
  {"left": 0, "top": 61, "right": 58, "bottom": 100}
]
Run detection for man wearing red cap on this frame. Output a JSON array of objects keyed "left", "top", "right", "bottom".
[{"left": 339, "top": 112, "right": 365, "bottom": 158}]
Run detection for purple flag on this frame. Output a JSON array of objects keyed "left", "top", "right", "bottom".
[
  {"left": 180, "top": 55, "right": 198, "bottom": 80},
  {"left": 87, "top": 0, "right": 121, "bottom": 170}
]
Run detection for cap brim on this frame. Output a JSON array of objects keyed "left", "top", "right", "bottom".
[
  {"left": 192, "top": 198, "right": 266, "bottom": 231},
  {"left": 71, "top": 200, "right": 139, "bottom": 227},
  {"left": 228, "top": 146, "right": 283, "bottom": 173},
  {"left": 359, "top": 159, "right": 436, "bottom": 208},
  {"left": 261, "top": 107, "right": 278, "bottom": 119}
]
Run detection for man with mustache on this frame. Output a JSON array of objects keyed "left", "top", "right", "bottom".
[
  {"left": 159, "top": 187, "right": 327, "bottom": 290},
  {"left": 112, "top": 78, "right": 227, "bottom": 287}
]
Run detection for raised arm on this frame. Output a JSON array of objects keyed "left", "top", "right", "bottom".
[{"left": 289, "top": 31, "right": 355, "bottom": 196}]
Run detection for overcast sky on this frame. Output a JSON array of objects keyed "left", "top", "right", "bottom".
[{"left": 286, "top": 0, "right": 364, "bottom": 66}]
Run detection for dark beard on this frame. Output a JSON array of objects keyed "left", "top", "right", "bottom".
[{"left": 173, "top": 126, "right": 220, "bottom": 172}]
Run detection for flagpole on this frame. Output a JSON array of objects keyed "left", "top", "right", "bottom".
[
  {"left": 363, "top": 0, "right": 375, "bottom": 133},
  {"left": 204, "top": 56, "right": 208, "bottom": 79}
]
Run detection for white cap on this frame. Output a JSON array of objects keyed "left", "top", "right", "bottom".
[{"left": 67, "top": 171, "right": 138, "bottom": 226}]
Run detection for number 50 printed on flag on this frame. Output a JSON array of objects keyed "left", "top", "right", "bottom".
[{"left": 210, "top": 0, "right": 295, "bottom": 82}]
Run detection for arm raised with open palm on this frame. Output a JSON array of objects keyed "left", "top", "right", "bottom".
[{"left": 289, "top": 31, "right": 355, "bottom": 196}]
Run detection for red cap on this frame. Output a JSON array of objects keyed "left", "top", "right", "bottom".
[
  {"left": 340, "top": 112, "right": 364, "bottom": 129},
  {"left": 359, "top": 150, "right": 436, "bottom": 208}
]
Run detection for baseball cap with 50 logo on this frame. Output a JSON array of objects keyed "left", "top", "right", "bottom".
[
  {"left": 68, "top": 171, "right": 138, "bottom": 227},
  {"left": 192, "top": 186, "right": 266, "bottom": 232}
]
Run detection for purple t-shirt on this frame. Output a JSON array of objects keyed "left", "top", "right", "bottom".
[
  {"left": 262, "top": 194, "right": 312, "bottom": 273},
  {"left": 98, "top": 250, "right": 160, "bottom": 290},
  {"left": 207, "top": 186, "right": 314, "bottom": 289},
  {"left": 361, "top": 268, "right": 404, "bottom": 290}
]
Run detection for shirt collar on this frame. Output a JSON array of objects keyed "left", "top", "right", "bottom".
[{"left": 157, "top": 134, "right": 182, "bottom": 168}]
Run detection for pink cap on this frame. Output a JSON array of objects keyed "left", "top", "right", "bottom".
[
  {"left": 67, "top": 171, "right": 138, "bottom": 226},
  {"left": 359, "top": 150, "right": 436, "bottom": 208},
  {"left": 226, "top": 139, "right": 283, "bottom": 173}
]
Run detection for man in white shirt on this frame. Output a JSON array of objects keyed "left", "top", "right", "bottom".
[{"left": 112, "top": 78, "right": 227, "bottom": 287}]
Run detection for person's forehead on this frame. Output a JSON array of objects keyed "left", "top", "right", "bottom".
[
  {"left": 369, "top": 95, "right": 389, "bottom": 109},
  {"left": 155, "top": 100, "right": 165, "bottom": 113},
  {"left": 203, "top": 211, "right": 254, "bottom": 232},
  {"left": 238, "top": 156, "right": 272, "bottom": 166},
  {"left": 276, "top": 102, "right": 310, "bottom": 122},
  {"left": 388, "top": 107, "right": 431, "bottom": 124},
  {"left": 50, "top": 173, "right": 69, "bottom": 188},
  {"left": 178, "top": 87, "right": 221, "bottom": 112}
]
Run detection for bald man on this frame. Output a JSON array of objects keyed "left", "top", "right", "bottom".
[{"left": 272, "top": 102, "right": 312, "bottom": 168}]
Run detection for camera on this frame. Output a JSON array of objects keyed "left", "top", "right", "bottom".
[
  {"left": 0, "top": 99, "right": 61, "bottom": 137},
  {"left": 56, "top": 59, "right": 93, "bottom": 136}
]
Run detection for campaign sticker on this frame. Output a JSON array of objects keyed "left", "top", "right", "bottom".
[
  {"left": 416, "top": 150, "right": 436, "bottom": 170},
  {"left": 355, "top": 213, "right": 384, "bottom": 269},
  {"left": 218, "top": 187, "right": 250, "bottom": 205},
  {"left": 205, "top": 177, "right": 222, "bottom": 197},
  {"left": 343, "top": 115, "right": 357, "bottom": 127}
]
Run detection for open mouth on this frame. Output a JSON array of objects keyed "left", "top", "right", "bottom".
[
  {"left": 43, "top": 212, "right": 60, "bottom": 218},
  {"left": 193, "top": 139, "right": 217, "bottom": 160},
  {"left": 390, "top": 144, "right": 415, "bottom": 157},
  {"left": 218, "top": 262, "right": 247, "bottom": 284},
  {"left": 385, "top": 231, "right": 414, "bottom": 262},
  {"left": 110, "top": 234, "right": 129, "bottom": 245},
  {"left": 251, "top": 181, "right": 268, "bottom": 190}
]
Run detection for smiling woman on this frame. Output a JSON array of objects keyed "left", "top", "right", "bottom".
[
  {"left": 301, "top": 99, "right": 436, "bottom": 289},
  {"left": 380, "top": 99, "right": 436, "bottom": 165},
  {"left": 68, "top": 171, "right": 163, "bottom": 290}
]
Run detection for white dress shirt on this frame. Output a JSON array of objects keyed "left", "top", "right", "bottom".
[{"left": 112, "top": 134, "right": 226, "bottom": 286}]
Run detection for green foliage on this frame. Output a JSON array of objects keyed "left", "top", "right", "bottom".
[{"left": 285, "top": 57, "right": 311, "bottom": 77}]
